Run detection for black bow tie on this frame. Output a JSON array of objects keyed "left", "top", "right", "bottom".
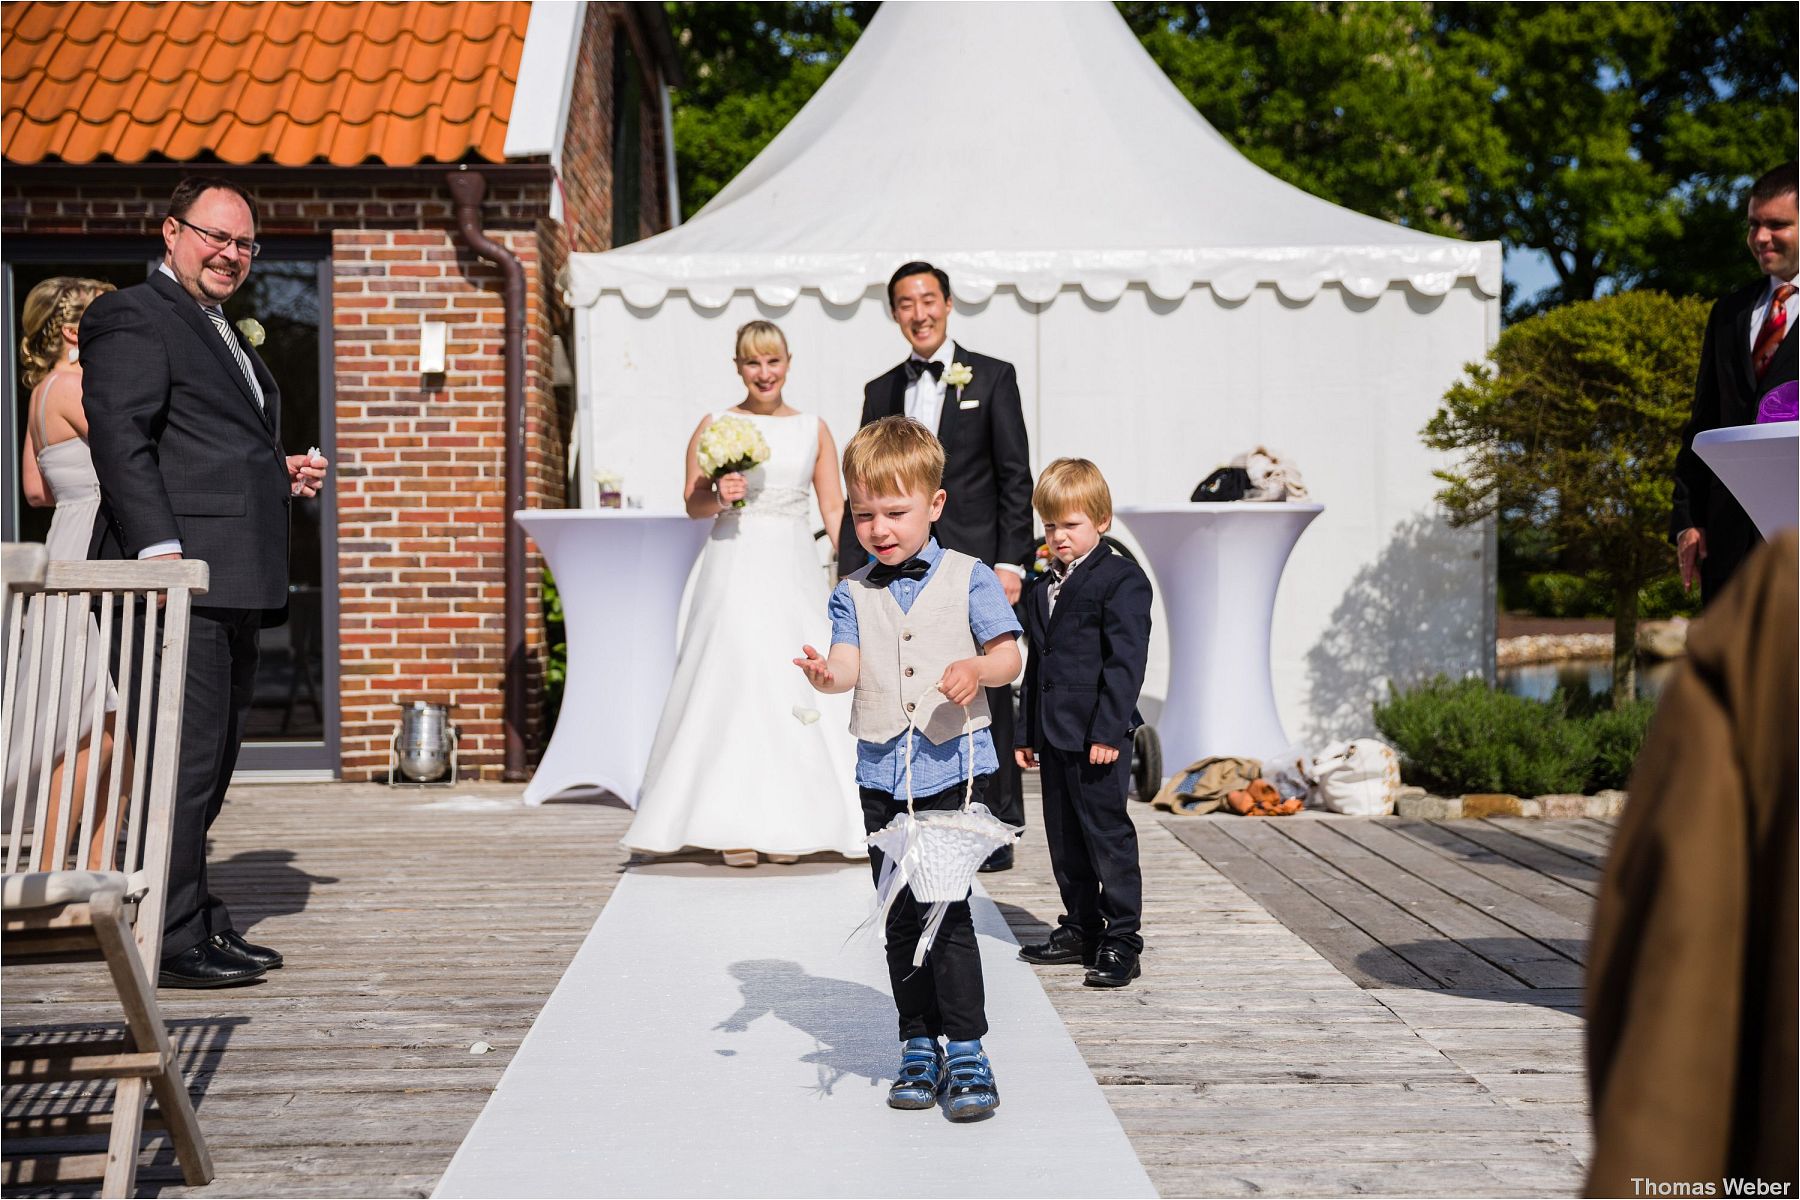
[
  {"left": 905, "top": 358, "right": 945, "bottom": 383},
  {"left": 867, "top": 557, "right": 931, "bottom": 586}
]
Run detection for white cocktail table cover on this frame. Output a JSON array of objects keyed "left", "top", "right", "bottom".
[
  {"left": 1115, "top": 503, "right": 1324, "bottom": 775},
  {"left": 1692, "top": 421, "right": 1798, "bottom": 539},
  {"left": 516, "top": 510, "right": 710, "bottom": 806}
]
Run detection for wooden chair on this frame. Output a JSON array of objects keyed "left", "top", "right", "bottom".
[{"left": 2, "top": 555, "right": 214, "bottom": 1196}]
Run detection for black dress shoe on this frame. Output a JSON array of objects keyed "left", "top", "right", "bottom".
[
  {"left": 1084, "top": 945, "right": 1142, "bottom": 988},
  {"left": 213, "top": 929, "right": 283, "bottom": 970},
  {"left": 978, "top": 845, "right": 1014, "bottom": 873},
  {"left": 1018, "top": 925, "right": 1098, "bottom": 966},
  {"left": 159, "top": 941, "right": 267, "bottom": 989}
]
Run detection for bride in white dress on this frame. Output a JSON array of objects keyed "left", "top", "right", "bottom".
[{"left": 622, "top": 321, "right": 866, "bottom": 865}]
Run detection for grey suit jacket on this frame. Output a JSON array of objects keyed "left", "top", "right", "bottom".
[{"left": 82, "top": 269, "right": 292, "bottom": 611}]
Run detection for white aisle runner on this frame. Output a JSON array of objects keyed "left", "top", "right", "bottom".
[{"left": 435, "top": 863, "right": 1156, "bottom": 1198}]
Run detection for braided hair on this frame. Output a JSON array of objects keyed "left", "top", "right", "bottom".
[{"left": 19, "top": 276, "right": 114, "bottom": 392}]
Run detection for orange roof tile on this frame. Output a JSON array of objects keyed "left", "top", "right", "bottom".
[{"left": 2, "top": 1, "right": 530, "bottom": 166}]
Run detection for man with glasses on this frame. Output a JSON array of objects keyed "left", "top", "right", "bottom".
[{"left": 82, "top": 176, "right": 329, "bottom": 988}]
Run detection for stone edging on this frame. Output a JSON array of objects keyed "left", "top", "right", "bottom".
[{"left": 1395, "top": 787, "right": 1627, "bottom": 820}]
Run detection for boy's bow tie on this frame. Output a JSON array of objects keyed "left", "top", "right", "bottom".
[
  {"left": 905, "top": 358, "right": 945, "bottom": 383},
  {"left": 868, "top": 557, "right": 931, "bottom": 585}
]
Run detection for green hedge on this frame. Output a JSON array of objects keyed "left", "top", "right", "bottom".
[
  {"left": 1373, "top": 676, "right": 1655, "bottom": 797},
  {"left": 1511, "top": 570, "right": 1699, "bottom": 620}
]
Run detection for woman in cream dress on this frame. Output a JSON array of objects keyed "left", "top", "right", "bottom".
[{"left": 7, "top": 277, "right": 124, "bottom": 865}]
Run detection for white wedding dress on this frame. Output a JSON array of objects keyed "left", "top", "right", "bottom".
[{"left": 622, "top": 411, "right": 867, "bottom": 858}]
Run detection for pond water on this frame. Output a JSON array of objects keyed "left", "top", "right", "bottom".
[{"left": 1496, "top": 657, "right": 1677, "bottom": 703}]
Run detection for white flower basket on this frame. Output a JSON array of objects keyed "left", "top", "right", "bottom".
[
  {"left": 870, "top": 804, "right": 1014, "bottom": 903},
  {"left": 864, "top": 713, "right": 1022, "bottom": 963}
]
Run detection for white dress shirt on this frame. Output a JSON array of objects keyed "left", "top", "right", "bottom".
[
  {"left": 903, "top": 340, "right": 954, "bottom": 434},
  {"left": 1748, "top": 272, "right": 1799, "bottom": 353},
  {"left": 903, "top": 339, "right": 1024, "bottom": 579}
]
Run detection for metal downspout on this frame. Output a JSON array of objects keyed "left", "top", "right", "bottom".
[{"left": 447, "top": 166, "right": 529, "bottom": 781}]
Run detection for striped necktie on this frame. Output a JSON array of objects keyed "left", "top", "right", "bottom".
[
  {"left": 205, "top": 308, "right": 263, "bottom": 409},
  {"left": 1752, "top": 284, "right": 1796, "bottom": 382}
]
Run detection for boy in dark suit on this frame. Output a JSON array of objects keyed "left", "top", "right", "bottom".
[{"left": 1014, "top": 459, "right": 1152, "bottom": 987}]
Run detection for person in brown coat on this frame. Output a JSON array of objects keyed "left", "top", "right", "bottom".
[{"left": 1585, "top": 529, "right": 1797, "bottom": 1196}]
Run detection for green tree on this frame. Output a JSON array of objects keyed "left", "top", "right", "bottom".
[
  {"left": 665, "top": 3, "right": 877, "bottom": 219},
  {"left": 1423, "top": 291, "right": 1709, "bottom": 703},
  {"left": 1116, "top": 2, "right": 1797, "bottom": 314},
  {"left": 666, "top": 4, "right": 1795, "bottom": 308}
]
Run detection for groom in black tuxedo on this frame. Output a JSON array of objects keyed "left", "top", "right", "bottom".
[
  {"left": 837, "top": 262, "right": 1035, "bottom": 864},
  {"left": 84, "top": 176, "right": 328, "bottom": 987}
]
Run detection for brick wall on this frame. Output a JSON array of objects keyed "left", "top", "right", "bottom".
[
  {"left": 562, "top": 3, "right": 674, "bottom": 251},
  {"left": 2, "top": 9, "right": 675, "bottom": 782}
]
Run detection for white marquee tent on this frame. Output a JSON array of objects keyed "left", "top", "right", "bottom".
[{"left": 562, "top": 0, "right": 1501, "bottom": 746}]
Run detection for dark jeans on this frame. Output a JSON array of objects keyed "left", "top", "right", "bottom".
[
  {"left": 116, "top": 604, "right": 260, "bottom": 957},
  {"left": 1039, "top": 744, "right": 1143, "bottom": 953},
  {"left": 861, "top": 777, "right": 991, "bottom": 1042}
]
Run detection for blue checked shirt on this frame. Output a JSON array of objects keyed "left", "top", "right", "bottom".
[{"left": 828, "top": 539, "right": 1023, "bottom": 797}]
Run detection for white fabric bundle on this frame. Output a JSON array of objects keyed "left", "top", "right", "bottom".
[{"left": 1231, "top": 445, "right": 1310, "bottom": 501}]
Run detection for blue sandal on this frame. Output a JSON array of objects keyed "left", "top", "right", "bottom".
[
  {"left": 888, "top": 1037, "right": 944, "bottom": 1110},
  {"left": 943, "top": 1041, "right": 999, "bottom": 1121}
]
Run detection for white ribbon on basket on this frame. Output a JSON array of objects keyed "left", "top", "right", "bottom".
[{"left": 864, "top": 704, "right": 1022, "bottom": 966}]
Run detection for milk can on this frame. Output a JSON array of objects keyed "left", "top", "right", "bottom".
[{"left": 395, "top": 701, "right": 454, "bottom": 782}]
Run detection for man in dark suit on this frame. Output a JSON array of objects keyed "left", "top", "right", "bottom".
[
  {"left": 83, "top": 176, "right": 328, "bottom": 988},
  {"left": 838, "top": 262, "right": 1034, "bottom": 867},
  {"left": 1672, "top": 161, "right": 1797, "bottom": 605}
]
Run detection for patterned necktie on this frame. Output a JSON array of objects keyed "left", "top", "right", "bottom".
[
  {"left": 205, "top": 308, "right": 263, "bottom": 409},
  {"left": 1752, "top": 283, "right": 1796, "bottom": 382},
  {"left": 1047, "top": 559, "right": 1074, "bottom": 614}
]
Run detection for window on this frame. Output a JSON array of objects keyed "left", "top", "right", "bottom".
[{"left": 611, "top": 27, "right": 644, "bottom": 247}]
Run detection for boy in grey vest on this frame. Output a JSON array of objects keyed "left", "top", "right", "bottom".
[{"left": 795, "top": 415, "right": 1023, "bottom": 1121}]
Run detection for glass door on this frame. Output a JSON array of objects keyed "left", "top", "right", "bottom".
[{"left": 4, "top": 245, "right": 339, "bottom": 778}]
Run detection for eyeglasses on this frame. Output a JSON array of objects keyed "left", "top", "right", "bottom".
[{"left": 173, "top": 217, "right": 260, "bottom": 258}]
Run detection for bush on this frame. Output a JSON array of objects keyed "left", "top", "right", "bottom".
[
  {"left": 542, "top": 568, "right": 567, "bottom": 734},
  {"left": 1636, "top": 573, "right": 1701, "bottom": 620},
  {"left": 1522, "top": 571, "right": 1607, "bottom": 618},
  {"left": 1584, "top": 699, "right": 1657, "bottom": 791},
  {"left": 1373, "top": 676, "right": 1654, "bottom": 797}
]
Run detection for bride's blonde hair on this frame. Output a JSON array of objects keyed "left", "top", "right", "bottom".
[
  {"left": 19, "top": 276, "right": 114, "bottom": 391},
  {"left": 734, "top": 320, "right": 788, "bottom": 361}
]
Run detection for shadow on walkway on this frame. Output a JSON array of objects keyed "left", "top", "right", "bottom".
[
  {"left": 210, "top": 849, "right": 340, "bottom": 934},
  {"left": 717, "top": 959, "right": 896, "bottom": 1097}
]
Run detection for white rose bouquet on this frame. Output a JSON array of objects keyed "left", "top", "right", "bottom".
[{"left": 696, "top": 415, "right": 771, "bottom": 509}]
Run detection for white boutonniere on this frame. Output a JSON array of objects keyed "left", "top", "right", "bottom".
[
  {"left": 235, "top": 317, "right": 266, "bottom": 348},
  {"left": 944, "top": 360, "right": 977, "bottom": 408}
]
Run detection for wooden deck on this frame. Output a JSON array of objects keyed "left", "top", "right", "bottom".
[
  {"left": 3, "top": 782, "right": 1604, "bottom": 1198},
  {"left": 4, "top": 784, "right": 635, "bottom": 1198},
  {"left": 992, "top": 802, "right": 1596, "bottom": 1197}
]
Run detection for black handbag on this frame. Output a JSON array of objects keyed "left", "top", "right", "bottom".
[{"left": 1190, "top": 466, "right": 1251, "bottom": 502}]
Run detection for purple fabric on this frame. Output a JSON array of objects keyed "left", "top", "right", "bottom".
[{"left": 1757, "top": 380, "right": 1798, "bottom": 424}]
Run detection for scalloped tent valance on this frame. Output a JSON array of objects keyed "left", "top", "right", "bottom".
[
  {"left": 564, "top": 2, "right": 1500, "bottom": 312},
  {"left": 566, "top": 244, "right": 1500, "bottom": 311}
]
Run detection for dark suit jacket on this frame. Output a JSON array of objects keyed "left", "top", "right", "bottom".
[
  {"left": 1015, "top": 542, "right": 1152, "bottom": 754},
  {"left": 837, "top": 343, "right": 1034, "bottom": 576},
  {"left": 82, "top": 270, "right": 293, "bottom": 611},
  {"left": 1671, "top": 278, "right": 1798, "bottom": 601}
]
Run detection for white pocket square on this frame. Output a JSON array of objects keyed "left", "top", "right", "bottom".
[{"left": 958, "top": 397, "right": 980, "bottom": 410}]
